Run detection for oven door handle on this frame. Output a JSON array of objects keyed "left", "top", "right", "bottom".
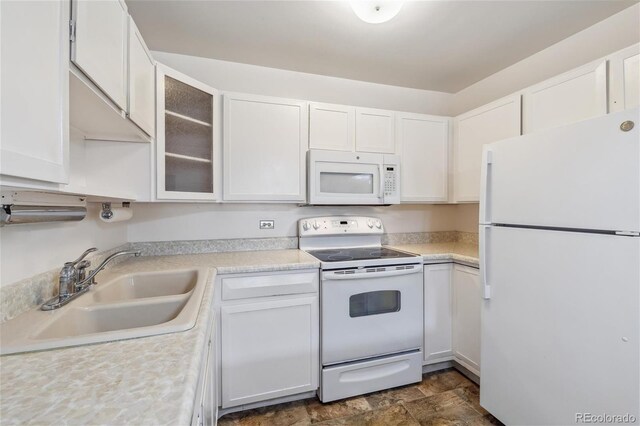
[{"left": 323, "top": 266, "right": 422, "bottom": 280}]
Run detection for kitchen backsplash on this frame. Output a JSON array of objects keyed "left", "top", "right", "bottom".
[
  {"left": 0, "top": 231, "right": 477, "bottom": 323},
  {"left": 129, "top": 237, "right": 298, "bottom": 256}
]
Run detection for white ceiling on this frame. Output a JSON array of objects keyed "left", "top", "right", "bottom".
[{"left": 127, "top": 0, "right": 637, "bottom": 93}]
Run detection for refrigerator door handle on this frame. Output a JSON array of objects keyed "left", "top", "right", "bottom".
[
  {"left": 480, "top": 224, "right": 491, "bottom": 299},
  {"left": 479, "top": 148, "right": 493, "bottom": 224}
]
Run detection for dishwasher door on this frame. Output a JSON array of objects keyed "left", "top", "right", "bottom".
[{"left": 321, "top": 264, "right": 423, "bottom": 365}]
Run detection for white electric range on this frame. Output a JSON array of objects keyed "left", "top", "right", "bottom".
[{"left": 299, "top": 216, "right": 423, "bottom": 402}]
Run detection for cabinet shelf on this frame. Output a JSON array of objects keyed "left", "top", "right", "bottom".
[
  {"left": 165, "top": 110, "right": 212, "bottom": 127},
  {"left": 165, "top": 152, "right": 212, "bottom": 164}
]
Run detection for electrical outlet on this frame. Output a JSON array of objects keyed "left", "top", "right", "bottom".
[{"left": 259, "top": 220, "right": 275, "bottom": 230}]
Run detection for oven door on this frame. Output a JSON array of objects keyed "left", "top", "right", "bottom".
[
  {"left": 308, "top": 150, "right": 384, "bottom": 205},
  {"left": 321, "top": 265, "right": 423, "bottom": 365}
]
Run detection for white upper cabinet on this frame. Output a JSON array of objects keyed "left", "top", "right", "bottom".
[
  {"left": 309, "top": 103, "right": 355, "bottom": 151},
  {"left": 522, "top": 59, "right": 607, "bottom": 134},
  {"left": 223, "top": 93, "right": 308, "bottom": 202},
  {"left": 355, "top": 107, "right": 395, "bottom": 154},
  {"left": 157, "top": 65, "right": 217, "bottom": 201},
  {"left": 454, "top": 95, "right": 521, "bottom": 202},
  {"left": 622, "top": 54, "right": 640, "bottom": 110},
  {"left": 609, "top": 44, "right": 640, "bottom": 113},
  {"left": 72, "top": 0, "right": 128, "bottom": 110},
  {"left": 396, "top": 113, "right": 449, "bottom": 203},
  {"left": 0, "top": 0, "right": 70, "bottom": 184},
  {"left": 127, "top": 17, "right": 155, "bottom": 137}
]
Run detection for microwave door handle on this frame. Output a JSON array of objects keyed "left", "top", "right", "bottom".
[{"left": 378, "top": 164, "right": 384, "bottom": 199}]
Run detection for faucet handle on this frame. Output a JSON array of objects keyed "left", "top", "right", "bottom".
[
  {"left": 69, "top": 247, "right": 97, "bottom": 266},
  {"left": 76, "top": 260, "right": 91, "bottom": 283}
]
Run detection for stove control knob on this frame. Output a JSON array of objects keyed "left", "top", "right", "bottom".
[
  {"left": 313, "top": 221, "right": 320, "bottom": 230},
  {"left": 367, "top": 219, "right": 374, "bottom": 228},
  {"left": 375, "top": 220, "right": 382, "bottom": 229},
  {"left": 302, "top": 221, "right": 310, "bottom": 231}
]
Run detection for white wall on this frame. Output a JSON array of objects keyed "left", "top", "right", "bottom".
[
  {"left": 127, "top": 203, "right": 460, "bottom": 242},
  {"left": 0, "top": 203, "right": 128, "bottom": 287},
  {"left": 455, "top": 204, "right": 480, "bottom": 234},
  {"left": 451, "top": 4, "right": 640, "bottom": 114},
  {"left": 153, "top": 51, "right": 453, "bottom": 116}
]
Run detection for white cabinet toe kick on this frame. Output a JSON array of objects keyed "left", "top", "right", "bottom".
[{"left": 320, "top": 350, "right": 423, "bottom": 403}]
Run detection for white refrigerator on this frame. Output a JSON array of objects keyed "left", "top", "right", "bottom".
[{"left": 479, "top": 108, "right": 640, "bottom": 425}]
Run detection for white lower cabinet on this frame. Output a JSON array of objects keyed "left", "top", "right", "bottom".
[
  {"left": 218, "top": 271, "right": 319, "bottom": 409},
  {"left": 452, "top": 264, "right": 481, "bottom": 376},
  {"left": 423, "top": 264, "right": 453, "bottom": 364}
]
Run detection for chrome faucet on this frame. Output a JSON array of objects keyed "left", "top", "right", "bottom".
[{"left": 41, "top": 248, "right": 141, "bottom": 311}]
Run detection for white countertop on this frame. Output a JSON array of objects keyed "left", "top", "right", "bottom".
[
  {"left": 388, "top": 242, "right": 479, "bottom": 266},
  {"left": 0, "top": 249, "right": 320, "bottom": 425}
]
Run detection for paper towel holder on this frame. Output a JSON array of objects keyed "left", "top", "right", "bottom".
[{"left": 101, "top": 202, "right": 131, "bottom": 220}]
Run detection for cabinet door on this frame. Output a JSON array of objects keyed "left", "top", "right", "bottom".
[
  {"left": 223, "top": 93, "right": 308, "bottom": 202},
  {"left": 396, "top": 113, "right": 449, "bottom": 203},
  {"left": 309, "top": 103, "right": 355, "bottom": 151},
  {"left": 454, "top": 95, "right": 521, "bottom": 202},
  {"left": 452, "top": 264, "right": 481, "bottom": 376},
  {"left": 72, "top": 0, "right": 128, "bottom": 110},
  {"left": 424, "top": 264, "right": 453, "bottom": 365},
  {"left": 156, "top": 64, "right": 217, "bottom": 200},
  {"left": 127, "top": 17, "right": 155, "bottom": 137},
  {"left": 0, "top": 0, "right": 69, "bottom": 183},
  {"left": 355, "top": 107, "right": 395, "bottom": 154},
  {"left": 221, "top": 296, "right": 319, "bottom": 408},
  {"left": 522, "top": 59, "right": 607, "bottom": 134},
  {"left": 609, "top": 44, "right": 640, "bottom": 113},
  {"left": 622, "top": 54, "right": 640, "bottom": 110}
]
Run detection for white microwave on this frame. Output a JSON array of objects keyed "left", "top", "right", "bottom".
[{"left": 307, "top": 150, "right": 400, "bottom": 205}]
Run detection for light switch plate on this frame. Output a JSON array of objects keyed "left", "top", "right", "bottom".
[{"left": 259, "top": 220, "right": 274, "bottom": 229}]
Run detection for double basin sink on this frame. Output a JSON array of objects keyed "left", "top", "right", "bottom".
[{"left": 1, "top": 268, "right": 209, "bottom": 355}]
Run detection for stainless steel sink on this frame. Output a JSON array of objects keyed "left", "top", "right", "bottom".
[{"left": 0, "top": 268, "right": 209, "bottom": 355}]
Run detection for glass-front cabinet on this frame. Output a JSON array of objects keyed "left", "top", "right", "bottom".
[{"left": 156, "top": 64, "right": 218, "bottom": 200}]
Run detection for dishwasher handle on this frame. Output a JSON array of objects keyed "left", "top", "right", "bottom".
[{"left": 323, "top": 265, "right": 422, "bottom": 281}]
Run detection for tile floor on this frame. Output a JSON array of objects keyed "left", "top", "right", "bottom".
[{"left": 218, "top": 368, "right": 503, "bottom": 426}]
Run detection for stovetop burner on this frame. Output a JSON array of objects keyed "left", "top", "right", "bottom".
[
  {"left": 307, "top": 247, "right": 414, "bottom": 263},
  {"left": 327, "top": 255, "right": 353, "bottom": 261}
]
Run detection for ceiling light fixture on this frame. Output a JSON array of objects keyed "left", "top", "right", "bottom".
[{"left": 350, "top": 1, "right": 404, "bottom": 24}]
